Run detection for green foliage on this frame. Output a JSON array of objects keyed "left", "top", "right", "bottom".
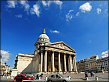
[
  {"left": 9, "top": 70, "right": 12, "bottom": 73},
  {"left": 13, "top": 67, "right": 17, "bottom": 69}
]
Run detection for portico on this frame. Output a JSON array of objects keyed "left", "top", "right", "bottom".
[{"left": 36, "top": 41, "right": 77, "bottom": 72}]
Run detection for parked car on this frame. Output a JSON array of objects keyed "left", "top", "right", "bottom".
[
  {"left": 47, "top": 74, "right": 70, "bottom": 82},
  {"left": 14, "top": 74, "right": 33, "bottom": 81},
  {"left": 0, "top": 74, "right": 3, "bottom": 76}
]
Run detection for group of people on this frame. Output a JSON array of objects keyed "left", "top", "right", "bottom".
[{"left": 85, "top": 71, "right": 94, "bottom": 78}]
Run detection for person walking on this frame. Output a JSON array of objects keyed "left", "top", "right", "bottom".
[
  {"left": 85, "top": 71, "right": 88, "bottom": 78},
  {"left": 36, "top": 74, "right": 39, "bottom": 79},
  {"left": 92, "top": 72, "right": 94, "bottom": 77},
  {"left": 90, "top": 71, "right": 92, "bottom": 77}
]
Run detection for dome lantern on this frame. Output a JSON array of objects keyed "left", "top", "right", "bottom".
[{"left": 42, "top": 27, "right": 46, "bottom": 34}]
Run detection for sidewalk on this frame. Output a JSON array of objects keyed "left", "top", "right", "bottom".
[{"left": 0, "top": 73, "right": 108, "bottom": 81}]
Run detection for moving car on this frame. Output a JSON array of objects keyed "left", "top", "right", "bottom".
[
  {"left": 14, "top": 74, "right": 33, "bottom": 81},
  {"left": 47, "top": 74, "right": 70, "bottom": 82}
]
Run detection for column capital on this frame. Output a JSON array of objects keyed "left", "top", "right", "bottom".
[
  {"left": 58, "top": 51, "right": 61, "bottom": 53},
  {"left": 44, "top": 49, "right": 48, "bottom": 51},
  {"left": 40, "top": 50, "right": 44, "bottom": 53},
  {"left": 63, "top": 52, "right": 67, "bottom": 54},
  {"left": 51, "top": 49, "right": 54, "bottom": 52}
]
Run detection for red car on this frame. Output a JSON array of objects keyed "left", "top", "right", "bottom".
[{"left": 14, "top": 74, "right": 34, "bottom": 81}]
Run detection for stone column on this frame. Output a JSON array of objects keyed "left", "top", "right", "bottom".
[
  {"left": 74, "top": 56, "right": 77, "bottom": 72},
  {"left": 69, "top": 54, "right": 72, "bottom": 71},
  {"left": 58, "top": 52, "right": 61, "bottom": 72},
  {"left": 52, "top": 51, "right": 54, "bottom": 71},
  {"left": 68, "top": 55, "right": 70, "bottom": 71},
  {"left": 72, "top": 56, "right": 74, "bottom": 71},
  {"left": 38, "top": 54, "right": 40, "bottom": 72},
  {"left": 44, "top": 50, "right": 47, "bottom": 72},
  {"left": 64, "top": 53, "right": 67, "bottom": 71},
  {"left": 73, "top": 56, "right": 77, "bottom": 72},
  {"left": 40, "top": 51, "right": 43, "bottom": 72}
]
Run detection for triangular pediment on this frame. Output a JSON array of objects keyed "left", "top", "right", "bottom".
[{"left": 48, "top": 41, "right": 76, "bottom": 52}]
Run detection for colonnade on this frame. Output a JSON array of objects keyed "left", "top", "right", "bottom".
[{"left": 39, "top": 50, "right": 77, "bottom": 72}]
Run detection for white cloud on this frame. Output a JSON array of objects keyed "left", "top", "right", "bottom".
[
  {"left": 50, "top": 30, "right": 59, "bottom": 33},
  {"left": 100, "top": 4, "right": 103, "bottom": 7},
  {"left": 79, "top": 2, "right": 92, "bottom": 13},
  {"left": 104, "top": 9, "right": 108, "bottom": 13},
  {"left": 30, "top": 4, "right": 40, "bottom": 17},
  {"left": 69, "top": 10, "right": 74, "bottom": 13},
  {"left": 97, "top": 8, "right": 101, "bottom": 14},
  {"left": 76, "top": 12, "right": 79, "bottom": 16},
  {"left": 89, "top": 40, "right": 92, "bottom": 43},
  {"left": 66, "top": 10, "right": 74, "bottom": 21},
  {"left": 7, "top": 1, "right": 17, "bottom": 8},
  {"left": 0, "top": 50, "right": 11, "bottom": 62},
  {"left": 53, "top": 0, "right": 63, "bottom": 9},
  {"left": 101, "top": 50, "right": 108, "bottom": 58},
  {"left": 42, "top": 1, "right": 51, "bottom": 7},
  {"left": 20, "top": 0, "right": 30, "bottom": 12},
  {"left": 15, "top": 14, "right": 23, "bottom": 18},
  {"left": 42, "top": 0, "right": 63, "bottom": 9},
  {"left": 7, "top": 0, "right": 30, "bottom": 14}
]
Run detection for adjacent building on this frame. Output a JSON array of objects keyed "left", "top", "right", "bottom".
[
  {"left": 96, "top": 56, "right": 108, "bottom": 72},
  {"left": 15, "top": 29, "right": 77, "bottom": 74},
  {"left": 0, "top": 57, "right": 10, "bottom": 75},
  {"left": 76, "top": 55, "right": 108, "bottom": 72}
]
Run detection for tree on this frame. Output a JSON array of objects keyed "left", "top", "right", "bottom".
[{"left": 9, "top": 70, "right": 12, "bottom": 73}]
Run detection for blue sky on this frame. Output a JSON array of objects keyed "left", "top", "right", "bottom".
[{"left": 1, "top": 0, "right": 108, "bottom": 69}]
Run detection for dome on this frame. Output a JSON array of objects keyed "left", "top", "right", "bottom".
[
  {"left": 36, "top": 28, "right": 50, "bottom": 43},
  {"left": 35, "top": 28, "right": 50, "bottom": 50},
  {"left": 39, "top": 34, "right": 49, "bottom": 39}
]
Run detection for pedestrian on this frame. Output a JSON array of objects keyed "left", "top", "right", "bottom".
[
  {"left": 36, "top": 74, "right": 39, "bottom": 79},
  {"left": 85, "top": 71, "right": 88, "bottom": 78},
  {"left": 90, "top": 71, "right": 92, "bottom": 77},
  {"left": 96, "top": 71, "right": 98, "bottom": 73},
  {"left": 92, "top": 72, "right": 94, "bottom": 77}
]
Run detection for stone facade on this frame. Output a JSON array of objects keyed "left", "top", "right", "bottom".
[
  {"left": 16, "top": 29, "right": 77, "bottom": 74},
  {"left": 76, "top": 55, "right": 109, "bottom": 72},
  {"left": 76, "top": 55, "right": 99, "bottom": 72},
  {"left": 0, "top": 57, "right": 10, "bottom": 75},
  {"left": 96, "top": 56, "right": 108, "bottom": 72}
]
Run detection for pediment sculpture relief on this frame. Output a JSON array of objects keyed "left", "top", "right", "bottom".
[{"left": 51, "top": 43, "right": 71, "bottom": 50}]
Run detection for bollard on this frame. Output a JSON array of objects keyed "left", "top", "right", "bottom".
[
  {"left": 7, "top": 76, "right": 8, "bottom": 79},
  {"left": 86, "top": 77, "right": 88, "bottom": 80},
  {"left": 68, "top": 76, "right": 71, "bottom": 80},
  {"left": 95, "top": 76, "right": 98, "bottom": 81},
  {"left": 39, "top": 77, "right": 40, "bottom": 80},
  {"left": 33, "top": 79, "right": 34, "bottom": 82},
  {"left": 11, "top": 76, "right": 13, "bottom": 79},
  {"left": 45, "top": 76, "right": 47, "bottom": 81},
  {"left": 22, "top": 79, "right": 23, "bottom": 82},
  {"left": 14, "top": 79, "right": 16, "bottom": 82},
  {"left": 7, "top": 79, "right": 9, "bottom": 82},
  {"left": 45, "top": 76, "right": 47, "bottom": 82}
]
